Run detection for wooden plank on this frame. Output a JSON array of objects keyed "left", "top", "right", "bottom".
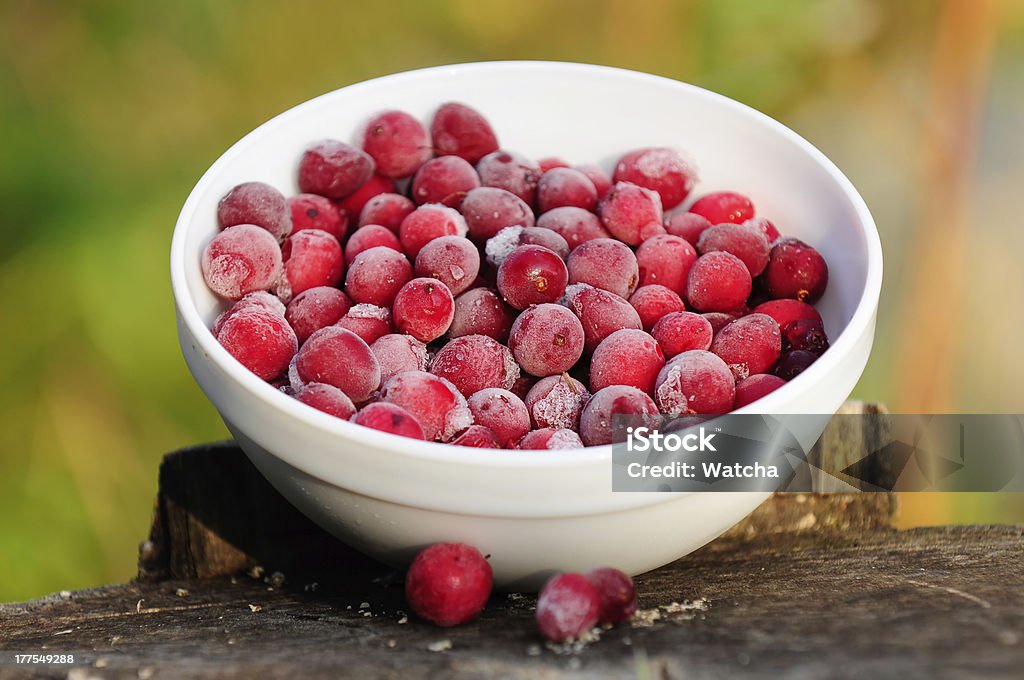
[{"left": 3, "top": 526, "right": 1023, "bottom": 679}]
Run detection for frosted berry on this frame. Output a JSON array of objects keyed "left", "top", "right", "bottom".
[
  {"left": 370, "top": 333, "right": 428, "bottom": 383},
  {"left": 651, "top": 311, "right": 713, "bottom": 358},
  {"left": 636, "top": 235, "right": 697, "bottom": 295},
  {"left": 774, "top": 350, "right": 818, "bottom": 380},
  {"left": 590, "top": 329, "right": 665, "bottom": 395},
  {"left": 335, "top": 304, "right": 393, "bottom": 345},
  {"left": 585, "top": 568, "right": 637, "bottom": 625},
  {"left": 574, "top": 164, "right": 613, "bottom": 199},
  {"left": 294, "top": 382, "right": 356, "bottom": 420},
  {"left": 781, "top": 319, "right": 830, "bottom": 355},
  {"left": 664, "top": 211, "right": 712, "bottom": 245},
  {"left": 579, "top": 385, "right": 659, "bottom": 447},
  {"left": 285, "top": 286, "right": 352, "bottom": 344},
  {"left": 697, "top": 222, "right": 771, "bottom": 277},
  {"left": 415, "top": 235, "right": 481, "bottom": 296},
  {"left": 654, "top": 350, "right": 735, "bottom": 416},
  {"left": 361, "top": 110, "right": 431, "bottom": 179},
  {"left": 475, "top": 150, "right": 540, "bottom": 205},
  {"left": 218, "top": 182, "right": 291, "bottom": 241},
  {"left": 752, "top": 299, "right": 822, "bottom": 330},
  {"left": 393, "top": 277, "right": 455, "bottom": 342},
  {"left": 536, "top": 167, "right": 598, "bottom": 213},
  {"left": 689, "top": 191, "right": 755, "bottom": 225},
  {"left": 359, "top": 193, "right": 415, "bottom": 233},
  {"left": 744, "top": 216, "right": 781, "bottom": 244},
  {"left": 411, "top": 155, "right": 480, "bottom": 206},
  {"left": 201, "top": 224, "right": 283, "bottom": 300},
  {"left": 763, "top": 238, "right": 829, "bottom": 303},
  {"left": 524, "top": 375, "right": 591, "bottom": 430},
  {"left": 734, "top": 374, "right": 786, "bottom": 408},
  {"left": 598, "top": 181, "right": 665, "bottom": 246},
  {"left": 613, "top": 147, "right": 697, "bottom": 210},
  {"left": 351, "top": 401, "right": 425, "bottom": 440},
  {"left": 337, "top": 174, "right": 396, "bottom": 218},
  {"left": 685, "top": 251, "right": 752, "bottom": 313},
  {"left": 287, "top": 193, "right": 347, "bottom": 241},
  {"left": 703, "top": 311, "right": 741, "bottom": 335},
  {"left": 710, "top": 314, "right": 782, "bottom": 380},
  {"left": 430, "top": 335, "right": 519, "bottom": 397},
  {"left": 467, "top": 388, "right": 531, "bottom": 448},
  {"left": 345, "top": 246, "right": 413, "bottom": 307},
  {"left": 292, "top": 326, "right": 380, "bottom": 402},
  {"left": 280, "top": 229, "right": 344, "bottom": 300},
  {"left": 561, "top": 283, "right": 642, "bottom": 354},
  {"left": 399, "top": 204, "right": 469, "bottom": 259},
  {"left": 497, "top": 245, "right": 568, "bottom": 310},
  {"left": 567, "top": 238, "right": 639, "bottom": 300},
  {"left": 518, "top": 428, "right": 584, "bottom": 450},
  {"left": 449, "top": 288, "right": 515, "bottom": 342},
  {"left": 537, "top": 157, "right": 569, "bottom": 172},
  {"left": 508, "top": 303, "right": 584, "bottom": 377},
  {"left": 380, "top": 371, "right": 472, "bottom": 442},
  {"left": 216, "top": 307, "right": 297, "bottom": 381},
  {"left": 460, "top": 187, "right": 535, "bottom": 242},
  {"left": 406, "top": 542, "right": 493, "bottom": 627},
  {"left": 629, "top": 285, "right": 687, "bottom": 332},
  {"left": 452, "top": 425, "right": 501, "bottom": 448},
  {"left": 431, "top": 103, "right": 499, "bottom": 164},
  {"left": 536, "top": 207, "right": 611, "bottom": 249},
  {"left": 536, "top": 573, "right": 602, "bottom": 642},
  {"left": 485, "top": 226, "right": 570, "bottom": 268},
  {"left": 345, "top": 224, "right": 402, "bottom": 264},
  {"left": 297, "top": 140, "right": 374, "bottom": 199}
]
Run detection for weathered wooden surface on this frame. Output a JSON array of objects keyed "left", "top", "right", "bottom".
[{"left": 3, "top": 526, "right": 1023, "bottom": 679}]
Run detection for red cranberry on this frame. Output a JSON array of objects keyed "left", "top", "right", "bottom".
[
  {"left": 411, "top": 155, "right": 480, "bottom": 206},
  {"left": 524, "top": 374, "right": 590, "bottom": 431},
  {"left": 398, "top": 204, "right": 468, "bottom": 259},
  {"left": 697, "top": 222, "right": 771, "bottom": 277},
  {"left": 508, "top": 303, "right": 585, "bottom": 377},
  {"left": 216, "top": 307, "right": 297, "bottom": 381},
  {"left": 380, "top": 371, "right": 472, "bottom": 442},
  {"left": 734, "top": 374, "right": 786, "bottom": 408},
  {"left": 654, "top": 350, "right": 735, "bottom": 416},
  {"left": 685, "top": 251, "right": 752, "bottom": 313},
  {"left": 537, "top": 167, "right": 598, "bottom": 213},
  {"left": 393, "top": 277, "right": 455, "bottom": 342},
  {"left": 414, "top": 235, "right": 481, "bottom": 296},
  {"left": 763, "top": 238, "right": 829, "bottom": 303},
  {"left": 345, "top": 224, "right": 402, "bottom": 264},
  {"left": 536, "top": 207, "right": 611, "bottom": 249},
  {"left": 537, "top": 157, "right": 570, "bottom": 172},
  {"left": 536, "top": 573, "right": 602, "bottom": 642},
  {"left": 285, "top": 286, "right": 352, "bottom": 344},
  {"left": 359, "top": 192, "right": 415, "bottom": 233},
  {"left": 460, "top": 187, "right": 535, "bottom": 242},
  {"left": 518, "top": 428, "right": 584, "bottom": 450},
  {"left": 629, "top": 285, "right": 687, "bottom": 332},
  {"left": 744, "top": 216, "right": 781, "bottom": 244},
  {"left": 338, "top": 175, "right": 397, "bottom": 220},
  {"left": 467, "top": 388, "right": 531, "bottom": 448},
  {"left": 636, "top": 234, "right": 697, "bottom": 295},
  {"left": 562, "top": 283, "right": 643, "bottom": 354},
  {"left": 598, "top": 181, "right": 665, "bottom": 246},
  {"left": 371, "top": 333, "right": 428, "bottom": 382},
  {"left": 452, "top": 425, "right": 501, "bottom": 448},
  {"left": 279, "top": 229, "right": 345, "bottom": 300},
  {"left": 297, "top": 140, "right": 374, "bottom": 199},
  {"left": 703, "top": 311, "right": 741, "bottom": 334},
  {"left": 431, "top": 103, "right": 499, "bottom": 164},
  {"left": 688, "top": 191, "right": 755, "bottom": 225},
  {"left": 781, "top": 319, "right": 830, "bottom": 355},
  {"left": 351, "top": 401, "right": 425, "bottom": 439},
  {"left": 486, "top": 226, "right": 570, "bottom": 268},
  {"left": 361, "top": 110, "right": 431, "bottom": 179},
  {"left": 585, "top": 567, "right": 637, "bottom": 625},
  {"left": 215, "top": 290, "right": 286, "bottom": 336},
  {"left": 334, "top": 303, "right": 393, "bottom": 345},
  {"left": 664, "top": 211, "right": 712, "bottom": 245},
  {"left": 202, "top": 224, "right": 283, "bottom": 300},
  {"left": 579, "top": 385, "right": 659, "bottom": 447},
  {"left": 294, "top": 382, "right": 356, "bottom": 419},
  {"left": 345, "top": 246, "right": 413, "bottom": 307},
  {"left": 567, "top": 238, "right": 639, "bottom": 300},
  {"left": 287, "top": 193, "right": 347, "bottom": 242},
  {"left": 651, "top": 311, "right": 713, "bottom": 358},
  {"left": 497, "top": 245, "right": 568, "bottom": 310},
  {"left": 574, "top": 164, "right": 613, "bottom": 199},
  {"left": 218, "top": 182, "right": 291, "bottom": 241},
  {"left": 590, "top": 329, "right": 665, "bottom": 395},
  {"left": 710, "top": 314, "right": 782, "bottom": 380},
  {"left": 613, "top": 147, "right": 697, "bottom": 210},
  {"left": 292, "top": 326, "right": 380, "bottom": 402},
  {"left": 449, "top": 288, "right": 515, "bottom": 342},
  {"left": 475, "top": 150, "right": 540, "bottom": 205},
  {"left": 430, "top": 335, "right": 519, "bottom": 397},
  {"left": 752, "top": 299, "right": 822, "bottom": 329},
  {"left": 774, "top": 350, "right": 818, "bottom": 380}
]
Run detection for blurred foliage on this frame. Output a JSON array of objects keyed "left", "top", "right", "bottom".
[{"left": 1, "top": 0, "right": 1023, "bottom": 602}]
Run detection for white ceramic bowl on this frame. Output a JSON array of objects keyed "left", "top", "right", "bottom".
[{"left": 171, "top": 61, "right": 882, "bottom": 590}]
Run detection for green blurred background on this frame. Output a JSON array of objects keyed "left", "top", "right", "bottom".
[{"left": 2, "top": 0, "right": 1023, "bottom": 602}]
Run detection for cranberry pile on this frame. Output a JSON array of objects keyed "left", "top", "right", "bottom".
[{"left": 202, "top": 102, "right": 830, "bottom": 448}]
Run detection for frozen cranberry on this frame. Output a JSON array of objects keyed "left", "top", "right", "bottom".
[
  {"left": 537, "top": 156, "right": 569, "bottom": 172},
  {"left": 508, "top": 304, "right": 585, "bottom": 377},
  {"left": 406, "top": 542, "right": 493, "bottom": 627},
  {"left": 763, "top": 238, "right": 829, "bottom": 303},
  {"left": 585, "top": 568, "right": 637, "bottom": 625},
  {"left": 287, "top": 193, "right": 346, "bottom": 242},
  {"left": 629, "top": 285, "right": 687, "bottom": 331},
  {"left": 590, "top": 329, "right": 665, "bottom": 395},
  {"left": 351, "top": 401, "right": 425, "bottom": 440},
  {"left": 518, "top": 428, "right": 584, "bottom": 450},
  {"left": 359, "top": 193, "right": 415, "bottom": 233},
  {"left": 686, "top": 251, "right": 752, "bottom": 313},
  {"left": 201, "top": 224, "right": 283, "bottom": 300},
  {"left": 703, "top": 312, "right": 741, "bottom": 334},
  {"left": 370, "top": 333, "right": 428, "bottom": 382},
  {"left": 651, "top": 311, "right": 713, "bottom": 358},
  {"left": 781, "top": 319, "right": 830, "bottom": 354},
  {"left": 710, "top": 314, "right": 782, "bottom": 380},
  {"left": 431, "top": 103, "right": 499, "bottom": 164},
  {"left": 345, "top": 246, "right": 413, "bottom": 307},
  {"left": 689, "top": 191, "right": 755, "bottom": 225},
  {"left": 430, "top": 335, "right": 519, "bottom": 397},
  {"left": 598, "top": 181, "right": 665, "bottom": 246},
  {"left": 476, "top": 150, "right": 540, "bottom": 205},
  {"left": 536, "top": 573, "right": 598, "bottom": 643},
  {"left": 451, "top": 424, "right": 501, "bottom": 448},
  {"left": 414, "top": 235, "right": 480, "bottom": 296},
  {"left": 752, "top": 299, "right": 822, "bottom": 329},
  {"left": 218, "top": 182, "right": 291, "bottom": 241},
  {"left": 399, "top": 204, "right": 468, "bottom": 259},
  {"left": 635, "top": 235, "right": 697, "bottom": 295},
  {"left": 574, "top": 164, "right": 612, "bottom": 199},
  {"left": 524, "top": 374, "right": 590, "bottom": 430},
  {"left": 744, "top": 216, "right": 781, "bottom": 244},
  {"left": 510, "top": 374, "right": 536, "bottom": 401},
  {"left": 393, "top": 277, "right": 455, "bottom": 342},
  {"left": 697, "top": 222, "right": 771, "bottom": 277},
  {"left": 775, "top": 350, "right": 818, "bottom": 380},
  {"left": 566, "top": 238, "right": 638, "bottom": 300},
  {"left": 335, "top": 303, "right": 393, "bottom": 344},
  {"left": 467, "top": 388, "right": 531, "bottom": 448},
  {"left": 734, "top": 373, "right": 787, "bottom": 408},
  {"left": 298, "top": 140, "right": 375, "bottom": 199},
  {"left": 460, "top": 187, "right": 535, "bottom": 242},
  {"left": 485, "top": 226, "right": 570, "bottom": 269},
  {"left": 411, "top": 155, "right": 480, "bottom": 206},
  {"left": 380, "top": 371, "right": 472, "bottom": 442},
  {"left": 294, "top": 382, "right": 356, "bottom": 419},
  {"left": 225, "top": 290, "right": 287, "bottom": 320},
  {"left": 664, "top": 211, "right": 712, "bottom": 245},
  {"left": 536, "top": 207, "right": 611, "bottom": 249},
  {"left": 279, "top": 229, "right": 344, "bottom": 300},
  {"left": 561, "top": 283, "right": 642, "bottom": 354},
  {"left": 497, "top": 245, "right": 568, "bottom": 310},
  {"left": 216, "top": 307, "right": 297, "bottom": 381},
  {"left": 361, "top": 110, "right": 431, "bottom": 179},
  {"left": 654, "top": 350, "right": 735, "bottom": 416},
  {"left": 337, "top": 174, "right": 397, "bottom": 218},
  {"left": 613, "top": 148, "right": 697, "bottom": 210},
  {"left": 345, "top": 224, "right": 402, "bottom": 264},
  {"left": 536, "top": 167, "right": 598, "bottom": 213},
  {"left": 285, "top": 286, "right": 352, "bottom": 344},
  {"left": 449, "top": 288, "right": 515, "bottom": 342},
  {"left": 579, "top": 385, "right": 659, "bottom": 446},
  {"left": 292, "top": 326, "right": 380, "bottom": 402}
]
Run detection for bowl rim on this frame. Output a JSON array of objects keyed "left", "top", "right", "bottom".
[{"left": 170, "top": 59, "right": 883, "bottom": 470}]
